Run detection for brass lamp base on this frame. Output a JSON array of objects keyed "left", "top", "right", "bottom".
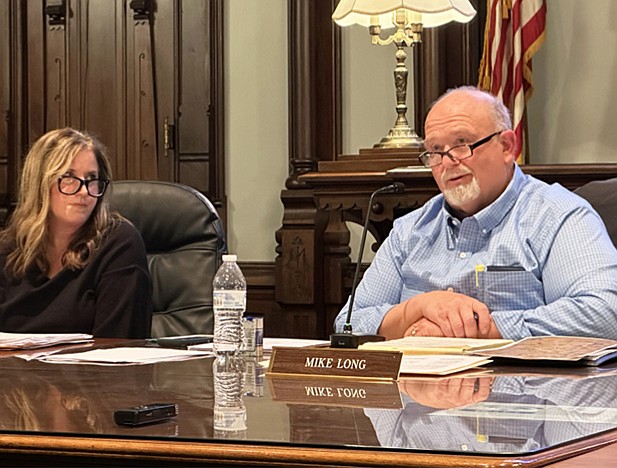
[{"left": 373, "top": 125, "right": 423, "bottom": 149}]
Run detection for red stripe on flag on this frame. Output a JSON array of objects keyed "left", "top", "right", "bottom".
[{"left": 479, "top": 0, "right": 546, "bottom": 163}]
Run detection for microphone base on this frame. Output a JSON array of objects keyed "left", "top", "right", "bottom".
[{"left": 330, "top": 332, "right": 386, "bottom": 349}]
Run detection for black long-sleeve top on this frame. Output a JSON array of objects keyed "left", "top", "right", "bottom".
[{"left": 0, "top": 220, "right": 152, "bottom": 338}]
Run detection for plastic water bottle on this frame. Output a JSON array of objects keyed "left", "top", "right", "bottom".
[
  {"left": 213, "top": 355, "right": 247, "bottom": 438},
  {"left": 213, "top": 254, "right": 246, "bottom": 356}
]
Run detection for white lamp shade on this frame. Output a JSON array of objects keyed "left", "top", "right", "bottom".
[{"left": 332, "top": 0, "right": 477, "bottom": 28}]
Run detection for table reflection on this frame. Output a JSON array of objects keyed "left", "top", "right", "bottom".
[
  {"left": 0, "top": 356, "right": 214, "bottom": 438},
  {"left": 366, "top": 372, "right": 617, "bottom": 455},
  {"left": 2, "top": 350, "right": 617, "bottom": 458}
]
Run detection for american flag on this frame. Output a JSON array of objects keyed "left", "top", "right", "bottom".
[{"left": 478, "top": 0, "right": 547, "bottom": 163}]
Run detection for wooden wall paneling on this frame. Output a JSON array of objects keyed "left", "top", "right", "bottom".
[
  {"left": 127, "top": 0, "right": 157, "bottom": 180},
  {"left": 65, "top": 0, "right": 80, "bottom": 129},
  {"left": 2, "top": 0, "right": 227, "bottom": 230},
  {"left": 27, "top": 2, "right": 46, "bottom": 142},
  {"left": 119, "top": 0, "right": 134, "bottom": 176},
  {"left": 71, "top": 1, "right": 126, "bottom": 177},
  {"left": 275, "top": 188, "right": 328, "bottom": 338},
  {"left": 208, "top": 0, "right": 226, "bottom": 219},
  {"left": 151, "top": 0, "right": 176, "bottom": 184},
  {"left": 149, "top": 0, "right": 226, "bottom": 221},
  {"left": 4, "top": 0, "right": 26, "bottom": 222},
  {"left": 313, "top": 0, "right": 342, "bottom": 163},
  {"left": 241, "top": 262, "right": 283, "bottom": 337},
  {"left": 0, "top": 0, "right": 10, "bottom": 215},
  {"left": 87, "top": 0, "right": 129, "bottom": 179},
  {"left": 113, "top": 0, "right": 127, "bottom": 180},
  {"left": 177, "top": 0, "right": 210, "bottom": 194},
  {"left": 285, "top": 0, "right": 340, "bottom": 183},
  {"left": 45, "top": 0, "right": 67, "bottom": 131}
]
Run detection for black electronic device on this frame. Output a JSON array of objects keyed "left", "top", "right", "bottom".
[
  {"left": 155, "top": 334, "right": 213, "bottom": 348},
  {"left": 330, "top": 182, "right": 405, "bottom": 348},
  {"left": 114, "top": 403, "right": 178, "bottom": 426}
]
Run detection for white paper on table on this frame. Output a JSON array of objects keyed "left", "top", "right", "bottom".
[
  {"left": 19, "top": 346, "right": 212, "bottom": 366},
  {"left": 0, "top": 332, "right": 93, "bottom": 349},
  {"left": 400, "top": 354, "right": 492, "bottom": 376}
]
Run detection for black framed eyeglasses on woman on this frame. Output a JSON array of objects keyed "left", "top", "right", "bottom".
[{"left": 57, "top": 176, "right": 110, "bottom": 198}]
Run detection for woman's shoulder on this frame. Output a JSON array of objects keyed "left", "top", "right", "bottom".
[
  {"left": 92, "top": 217, "right": 148, "bottom": 270},
  {"left": 107, "top": 215, "right": 140, "bottom": 234},
  {"left": 103, "top": 217, "right": 146, "bottom": 250}
]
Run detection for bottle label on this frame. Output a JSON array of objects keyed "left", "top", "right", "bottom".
[{"left": 213, "top": 290, "right": 246, "bottom": 309}]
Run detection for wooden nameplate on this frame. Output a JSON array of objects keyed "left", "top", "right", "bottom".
[
  {"left": 267, "top": 346, "right": 402, "bottom": 380},
  {"left": 268, "top": 375, "right": 403, "bottom": 409}
]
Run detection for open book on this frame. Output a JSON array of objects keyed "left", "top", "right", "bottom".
[
  {"left": 472, "top": 336, "right": 617, "bottom": 366},
  {"left": 359, "top": 336, "right": 513, "bottom": 355}
]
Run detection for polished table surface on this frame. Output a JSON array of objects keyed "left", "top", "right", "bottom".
[{"left": 1, "top": 339, "right": 617, "bottom": 467}]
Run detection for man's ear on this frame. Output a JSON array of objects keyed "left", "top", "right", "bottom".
[{"left": 498, "top": 130, "right": 518, "bottom": 162}]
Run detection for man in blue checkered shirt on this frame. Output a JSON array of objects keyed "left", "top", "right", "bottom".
[{"left": 335, "top": 86, "right": 617, "bottom": 341}]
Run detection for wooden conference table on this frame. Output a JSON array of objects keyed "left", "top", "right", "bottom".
[{"left": 1, "top": 339, "right": 617, "bottom": 467}]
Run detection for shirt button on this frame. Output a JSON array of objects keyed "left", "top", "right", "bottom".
[
  {"left": 482, "top": 229, "right": 488, "bottom": 234},
  {"left": 460, "top": 252, "right": 467, "bottom": 259},
  {"left": 461, "top": 444, "right": 469, "bottom": 451}
]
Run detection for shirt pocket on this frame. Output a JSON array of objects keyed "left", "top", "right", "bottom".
[{"left": 479, "top": 270, "right": 545, "bottom": 311}]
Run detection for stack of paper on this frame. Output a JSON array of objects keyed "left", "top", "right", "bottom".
[
  {"left": 21, "top": 347, "right": 212, "bottom": 365},
  {"left": 400, "top": 354, "right": 493, "bottom": 376},
  {"left": 359, "top": 336, "right": 513, "bottom": 355},
  {"left": 0, "top": 332, "right": 93, "bottom": 350}
]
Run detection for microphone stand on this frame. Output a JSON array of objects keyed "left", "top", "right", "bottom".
[{"left": 330, "top": 182, "right": 405, "bottom": 348}]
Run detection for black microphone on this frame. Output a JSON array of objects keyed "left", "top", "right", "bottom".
[{"left": 330, "top": 182, "right": 405, "bottom": 348}]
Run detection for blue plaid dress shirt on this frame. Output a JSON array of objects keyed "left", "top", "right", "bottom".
[{"left": 334, "top": 165, "right": 617, "bottom": 340}]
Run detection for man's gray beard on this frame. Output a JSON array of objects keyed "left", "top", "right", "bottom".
[{"left": 442, "top": 176, "right": 481, "bottom": 208}]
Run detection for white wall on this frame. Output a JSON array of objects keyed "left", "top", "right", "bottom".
[
  {"left": 527, "top": 0, "right": 617, "bottom": 163},
  {"left": 341, "top": 26, "right": 397, "bottom": 153},
  {"left": 225, "top": 0, "right": 288, "bottom": 260},
  {"left": 226, "top": 1, "right": 617, "bottom": 263}
]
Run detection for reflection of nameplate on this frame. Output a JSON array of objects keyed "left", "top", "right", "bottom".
[
  {"left": 268, "top": 376, "right": 403, "bottom": 409},
  {"left": 267, "top": 347, "right": 402, "bottom": 380}
]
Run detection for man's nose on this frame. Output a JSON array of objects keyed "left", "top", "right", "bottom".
[{"left": 440, "top": 152, "right": 460, "bottom": 168}]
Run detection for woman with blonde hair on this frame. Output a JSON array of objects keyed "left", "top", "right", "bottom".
[{"left": 0, "top": 128, "right": 152, "bottom": 337}]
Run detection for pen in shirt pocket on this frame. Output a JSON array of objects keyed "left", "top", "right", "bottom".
[
  {"left": 474, "top": 264, "right": 526, "bottom": 287},
  {"left": 486, "top": 265, "right": 526, "bottom": 272},
  {"left": 473, "top": 264, "right": 525, "bottom": 324}
]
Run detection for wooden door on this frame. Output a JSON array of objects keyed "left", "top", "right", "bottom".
[{"left": 0, "top": 0, "right": 225, "bottom": 224}]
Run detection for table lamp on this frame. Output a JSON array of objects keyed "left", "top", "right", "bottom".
[{"left": 332, "top": 0, "right": 477, "bottom": 149}]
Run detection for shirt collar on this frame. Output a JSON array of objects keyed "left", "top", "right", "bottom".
[{"left": 443, "top": 164, "right": 526, "bottom": 233}]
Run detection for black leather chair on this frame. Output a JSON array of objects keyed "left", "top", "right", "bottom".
[
  {"left": 109, "top": 181, "right": 227, "bottom": 337},
  {"left": 575, "top": 178, "right": 617, "bottom": 247}
]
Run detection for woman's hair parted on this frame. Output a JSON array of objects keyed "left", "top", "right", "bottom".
[{"left": 1, "top": 127, "right": 119, "bottom": 278}]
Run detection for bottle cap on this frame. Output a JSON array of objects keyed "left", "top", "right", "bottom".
[{"left": 222, "top": 254, "right": 237, "bottom": 262}]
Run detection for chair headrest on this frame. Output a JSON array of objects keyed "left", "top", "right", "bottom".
[{"left": 108, "top": 180, "right": 226, "bottom": 252}]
